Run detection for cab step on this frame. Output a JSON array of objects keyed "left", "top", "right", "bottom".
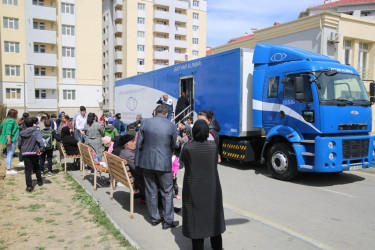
[
  {"left": 301, "top": 152, "right": 315, "bottom": 156},
  {"left": 300, "top": 140, "right": 315, "bottom": 144},
  {"left": 300, "top": 165, "right": 313, "bottom": 169}
]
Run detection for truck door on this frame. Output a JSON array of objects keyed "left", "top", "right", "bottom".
[
  {"left": 262, "top": 74, "right": 282, "bottom": 132},
  {"left": 180, "top": 76, "right": 194, "bottom": 115}
]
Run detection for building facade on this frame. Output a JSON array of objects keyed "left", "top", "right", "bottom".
[
  {"left": 0, "top": 0, "right": 103, "bottom": 116},
  {"left": 101, "top": 0, "right": 207, "bottom": 112}
]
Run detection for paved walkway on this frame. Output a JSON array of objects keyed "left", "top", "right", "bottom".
[{"left": 69, "top": 164, "right": 317, "bottom": 250}]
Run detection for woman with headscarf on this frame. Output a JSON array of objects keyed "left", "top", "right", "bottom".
[
  {"left": 84, "top": 113, "right": 104, "bottom": 160},
  {"left": 180, "top": 120, "right": 226, "bottom": 250},
  {"left": 60, "top": 126, "right": 79, "bottom": 156}
]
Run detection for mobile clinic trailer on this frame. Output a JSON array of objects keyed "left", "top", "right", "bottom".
[{"left": 115, "top": 44, "right": 375, "bottom": 180}]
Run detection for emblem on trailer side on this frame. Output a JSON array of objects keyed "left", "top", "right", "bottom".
[
  {"left": 126, "top": 97, "right": 138, "bottom": 111},
  {"left": 351, "top": 110, "right": 359, "bottom": 115},
  {"left": 270, "top": 53, "right": 287, "bottom": 62}
]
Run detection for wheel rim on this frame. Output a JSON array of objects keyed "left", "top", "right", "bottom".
[{"left": 271, "top": 152, "right": 288, "bottom": 173}]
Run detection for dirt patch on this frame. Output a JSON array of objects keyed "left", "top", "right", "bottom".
[{"left": 0, "top": 154, "right": 131, "bottom": 250}]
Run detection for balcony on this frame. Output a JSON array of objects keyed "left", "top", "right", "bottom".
[
  {"left": 154, "top": 10, "right": 170, "bottom": 20},
  {"left": 28, "top": 99, "right": 57, "bottom": 111},
  {"left": 114, "top": 51, "right": 122, "bottom": 60},
  {"left": 114, "top": 0, "right": 123, "bottom": 7},
  {"left": 31, "top": 53, "right": 57, "bottom": 67},
  {"left": 30, "top": 5, "right": 56, "bottom": 21},
  {"left": 175, "top": 13, "right": 188, "bottom": 23},
  {"left": 174, "top": 40, "right": 188, "bottom": 48},
  {"left": 115, "top": 24, "right": 123, "bottom": 34},
  {"left": 115, "top": 37, "right": 123, "bottom": 47},
  {"left": 154, "top": 37, "right": 169, "bottom": 46},
  {"left": 175, "top": 27, "right": 188, "bottom": 35},
  {"left": 154, "top": 51, "right": 170, "bottom": 60},
  {"left": 114, "top": 64, "right": 122, "bottom": 73},
  {"left": 154, "top": 0, "right": 169, "bottom": 7},
  {"left": 34, "top": 76, "right": 57, "bottom": 89},
  {"left": 31, "top": 29, "right": 57, "bottom": 44},
  {"left": 174, "top": 53, "right": 186, "bottom": 61},
  {"left": 154, "top": 64, "right": 168, "bottom": 70},
  {"left": 154, "top": 24, "right": 170, "bottom": 33},
  {"left": 175, "top": 0, "right": 188, "bottom": 9},
  {"left": 114, "top": 10, "right": 123, "bottom": 20}
]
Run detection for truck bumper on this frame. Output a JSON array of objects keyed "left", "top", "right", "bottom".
[{"left": 294, "top": 135, "right": 375, "bottom": 172}]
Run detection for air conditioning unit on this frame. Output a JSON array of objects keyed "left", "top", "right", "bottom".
[{"left": 328, "top": 32, "right": 341, "bottom": 44}]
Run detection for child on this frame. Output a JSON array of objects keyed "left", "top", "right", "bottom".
[
  {"left": 172, "top": 151, "right": 180, "bottom": 200},
  {"left": 18, "top": 117, "right": 45, "bottom": 192},
  {"left": 102, "top": 136, "right": 114, "bottom": 153},
  {"left": 40, "top": 119, "right": 60, "bottom": 176},
  {"left": 103, "top": 118, "right": 118, "bottom": 151}
]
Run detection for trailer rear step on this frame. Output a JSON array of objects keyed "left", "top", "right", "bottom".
[
  {"left": 300, "top": 140, "right": 315, "bottom": 144},
  {"left": 301, "top": 152, "right": 315, "bottom": 156},
  {"left": 300, "top": 165, "right": 313, "bottom": 169}
]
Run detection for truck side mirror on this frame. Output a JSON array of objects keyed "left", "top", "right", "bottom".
[
  {"left": 295, "top": 77, "right": 304, "bottom": 101},
  {"left": 370, "top": 82, "right": 375, "bottom": 97}
]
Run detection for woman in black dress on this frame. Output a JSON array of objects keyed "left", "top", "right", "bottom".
[{"left": 180, "top": 120, "right": 226, "bottom": 250}]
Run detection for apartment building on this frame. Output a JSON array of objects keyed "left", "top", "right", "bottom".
[
  {"left": 102, "top": 0, "right": 207, "bottom": 112},
  {"left": 0, "top": 0, "right": 102, "bottom": 116}
]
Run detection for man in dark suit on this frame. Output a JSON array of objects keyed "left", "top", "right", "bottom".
[{"left": 135, "top": 104, "right": 178, "bottom": 229}]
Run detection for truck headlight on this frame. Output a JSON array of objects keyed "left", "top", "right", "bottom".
[
  {"left": 328, "top": 141, "right": 335, "bottom": 149},
  {"left": 329, "top": 152, "right": 336, "bottom": 161}
]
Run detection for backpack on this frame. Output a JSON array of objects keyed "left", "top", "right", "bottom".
[
  {"left": 104, "top": 127, "right": 116, "bottom": 139},
  {"left": 41, "top": 129, "right": 54, "bottom": 150}
]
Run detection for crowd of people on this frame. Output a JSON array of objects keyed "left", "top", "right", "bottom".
[{"left": 0, "top": 97, "right": 226, "bottom": 250}]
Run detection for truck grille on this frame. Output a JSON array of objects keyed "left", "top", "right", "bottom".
[
  {"left": 342, "top": 139, "right": 369, "bottom": 159},
  {"left": 338, "top": 124, "right": 368, "bottom": 130}
]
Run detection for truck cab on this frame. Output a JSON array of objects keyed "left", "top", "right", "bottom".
[{"left": 253, "top": 44, "right": 375, "bottom": 180}]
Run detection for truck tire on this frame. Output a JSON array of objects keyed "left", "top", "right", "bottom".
[{"left": 267, "top": 142, "right": 298, "bottom": 181}]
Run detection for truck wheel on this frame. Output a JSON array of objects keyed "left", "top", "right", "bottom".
[{"left": 267, "top": 142, "right": 298, "bottom": 181}]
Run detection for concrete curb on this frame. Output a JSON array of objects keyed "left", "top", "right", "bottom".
[{"left": 69, "top": 171, "right": 141, "bottom": 249}]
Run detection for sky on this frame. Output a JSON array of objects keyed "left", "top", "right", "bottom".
[{"left": 207, "top": 0, "right": 327, "bottom": 47}]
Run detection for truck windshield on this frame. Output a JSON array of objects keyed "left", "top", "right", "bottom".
[{"left": 315, "top": 72, "right": 370, "bottom": 105}]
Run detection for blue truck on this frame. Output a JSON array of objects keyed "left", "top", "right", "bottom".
[{"left": 115, "top": 44, "right": 375, "bottom": 180}]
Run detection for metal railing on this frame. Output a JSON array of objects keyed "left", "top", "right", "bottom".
[{"left": 171, "top": 104, "right": 192, "bottom": 124}]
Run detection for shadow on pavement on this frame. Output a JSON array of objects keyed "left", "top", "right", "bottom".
[
  {"left": 225, "top": 218, "right": 250, "bottom": 226},
  {"left": 291, "top": 172, "right": 365, "bottom": 187}
]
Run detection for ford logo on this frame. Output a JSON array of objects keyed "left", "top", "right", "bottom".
[{"left": 351, "top": 110, "right": 359, "bottom": 115}]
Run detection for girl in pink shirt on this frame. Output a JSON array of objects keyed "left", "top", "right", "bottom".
[{"left": 172, "top": 152, "right": 180, "bottom": 199}]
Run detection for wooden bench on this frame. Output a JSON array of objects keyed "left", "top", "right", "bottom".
[
  {"left": 104, "top": 151, "right": 138, "bottom": 219},
  {"left": 78, "top": 142, "right": 108, "bottom": 191},
  {"left": 56, "top": 141, "right": 82, "bottom": 173}
]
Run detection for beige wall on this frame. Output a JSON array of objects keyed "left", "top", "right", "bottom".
[
  {"left": 75, "top": 0, "right": 102, "bottom": 85},
  {"left": 0, "top": 1, "right": 26, "bottom": 83}
]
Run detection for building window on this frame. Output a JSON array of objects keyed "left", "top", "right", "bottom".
[
  {"left": 156, "top": 20, "right": 167, "bottom": 25},
  {"left": 137, "top": 72, "right": 144, "bottom": 75},
  {"left": 193, "top": 25, "right": 199, "bottom": 32},
  {"left": 35, "top": 89, "right": 47, "bottom": 99},
  {"left": 360, "top": 11, "right": 371, "bottom": 17},
  {"left": 137, "top": 45, "right": 145, "bottom": 51},
  {"left": 137, "top": 31, "right": 145, "bottom": 38},
  {"left": 193, "top": 13, "right": 199, "bottom": 19},
  {"left": 34, "top": 67, "right": 46, "bottom": 76},
  {"left": 342, "top": 11, "right": 353, "bottom": 15},
  {"left": 175, "top": 48, "right": 182, "bottom": 53},
  {"left": 192, "top": 50, "right": 199, "bottom": 57},
  {"left": 156, "top": 33, "right": 167, "bottom": 38},
  {"left": 137, "top": 58, "right": 145, "bottom": 65},
  {"left": 34, "top": 44, "right": 45, "bottom": 53},
  {"left": 193, "top": 1, "right": 199, "bottom": 7},
  {"left": 358, "top": 42, "right": 369, "bottom": 79},
  {"left": 63, "top": 68, "right": 76, "bottom": 79},
  {"left": 2, "top": 0, "right": 18, "bottom": 6},
  {"left": 5, "top": 65, "right": 20, "bottom": 76},
  {"left": 5, "top": 88, "right": 21, "bottom": 99},
  {"left": 138, "top": 3, "right": 145, "bottom": 10},
  {"left": 157, "top": 6, "right": 167, "bottom": 11},
  {"left": 156, "top": 46, "right": 167, "bottom": 51},
  {"left": 175, "top": 35, "right": 182, "bottom": 40},
  {"left": 62, "top": 25, "right": 75, "bottom": 36},
  {"left": 175, "top": 9, "right": 182, "bottom": 14},
  {"left": 4, "top": 41, "right": 19, "bottom": 53},
  {"left": 192, "top": 38, "right": 199, "bottom": 44},
  {"left": 63, "top": 89, "right": 76, "bottom": 100},
  {"left": 61, "top": 3, "right": 74, "bottom": 14},
  {"left": 343, "top": 40, "right": 352, "bottom": 65},
  {"left": 3, "top": 17, "right": 19, "bottom": 29},
  {"left": 62, "top": 47, "right": 75, "bottom": 57},
  {"left": 32, "top": 0, "right": 44, "bottom": 6},
  {"left": 137, "top": 17, "right": 145, "bottom": 24},
  {"left": 155, "top": 60, "right": 168, "bottom": 65},
  {"left": 33, "top": 21, "right": 45, "bottom": 30}
]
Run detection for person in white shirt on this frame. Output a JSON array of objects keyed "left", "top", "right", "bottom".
[
  {"left": 156, "top": 94, "right": 174, "bottom": 120},
  {"left": 74, "top": 106, "right": 87, "bottom": 143}
]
